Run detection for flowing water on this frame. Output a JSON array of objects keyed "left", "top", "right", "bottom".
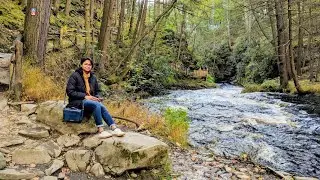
[{"left": 144, "top": 84, "right": 320, "bottom": 178}]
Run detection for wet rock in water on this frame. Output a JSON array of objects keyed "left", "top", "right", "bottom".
[
  {"left": 36, "top": 101, "right": 97, "bottom": 135},
  {"left": 82, "top": 136, "right": 102, "bottom": 149},
  {"left": 65, "top": 150, "right": 91, "bottom": 172},
  {"left": 12, "top": 149, "right": 51, "bottom": 164},
  {"left": 57, "top": 134, "right": 80, "bottom": 147},
  {"left": 36, "top": 140, "right": 61, "bottom": 158},
  {"left": 45, "top": 159, "right": 64, "bottom": 176},
  {"left": 90, "top": 163, "right": 105, "bottom": 177},
  {"left": 0, "top": 169, "right": 41, "bottom": 180},
  {"left": 18, "top": 127, "right": 49, "bottom": 138},
  {"left": 0, "top": 152, "right": 5, "bottom": 170},
  {"left": 95, "top": 132, "right": 169, "bottom": 175},
  {"left": 0, "top": 136, "right": 26, "bottom": 148}
]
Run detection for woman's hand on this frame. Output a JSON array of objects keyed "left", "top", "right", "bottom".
[{"left": 85, "top": 95, "right": 100, "bottom": 101}]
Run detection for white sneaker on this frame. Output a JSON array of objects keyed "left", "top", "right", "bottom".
[
  {"left": 98, "top": 131, "right": 112, "bottom": 139},
  {"left": 112, "top": 128, "right": 125, "bottom": 137}
]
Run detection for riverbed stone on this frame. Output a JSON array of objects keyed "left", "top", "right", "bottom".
[
  {"left": 0, "top": 169, "right": 38, "bottom": 180},
  {"left": 95, "top": 132, "right": 169, "bottom": 175},
  {"left": 83, "top": 136, "right": 102, "bottom": 149},
  {"left": 0, "top": 152, "right": 5, "bottom": 170},
  {"left": 36, "top": 101, "right": 97, "bottom": 135},
  {"left": 18, "top": 127, "right": 49, "bottom": 138},
  {"left": 90, "top": 163, "right": 105, "bottom": 177},
  {"left": 65, "top": 150, "right": 91, "bottom": 172},
  {"left": 21, "top": 103, "right": 37, "bottom": 113},
  {"left": 42, "top": 176, "right": 58, "bottom": 180},
  {"left": 57, "top": 134, "right": 80, "bottom": 147},
  {"left": 36, "top": 140, "right": 61, "bottom": 158},
  {"left": 45, "top": 159, "right": 64, "bottom": 175},
  {"left": 12, "top": 149, "right": 51, "bottom": 164},
  {"left": 0, "top": 136, "right": 26, "bottom": 148}
]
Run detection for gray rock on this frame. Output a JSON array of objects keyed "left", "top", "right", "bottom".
[
  {"left": 45, "top": 159, "right": 64, "bottom": 175},
  {"left": 42, "top": 176, "right": 58, "bottom": 180},
  {"left": 0, "top": 169, "right": 37, "bottom": 180},
  {"left": 0, "top": 152, "right": 5, "bottom": 170},
  {"left": 16, "top": 116, "right": 33, "bottom": 125},
  {"left": 36, "top": 140, "right": 62, "bottom": 158},
  {"left": 83, "top": 136, "right": 102, "bottom": 149},
  {"left": 36, "top": 101, "right": 97, "bottom": 135},
  {"left": 65, "top": 150, "right": 91, "bottom": 172},
  {"left": 57, "top": 134, "right": 80, "bottom": 147},
  {"left": 21, "top": 103, "right": 37, "bottom": 114},
  {"left": 0, "top": 136, "right": 26, "bottom": 148},
  {"left": 131, "top": 172, "right": 138, "bottom": 178},
  {"left": 12, "top": 149, "right": 51, "bottom": 164},
  {"left": 18, "top": 127, "right": 49, "bottom": 138},
  {"left": 90, "top": 163, "right": 105, "bottom": 177},
  {"left": 95, "top": 132, "right": 169, "bottom": 175}
]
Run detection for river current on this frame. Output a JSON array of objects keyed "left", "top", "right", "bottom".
[{"left": 144, "top": 84, "right": 320, "bottom": 178}]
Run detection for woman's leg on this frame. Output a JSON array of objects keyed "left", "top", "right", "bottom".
[
  {"left": 83, "top": 100, "right": 104, "bottom": 127},
  {"left": 100, "top": 104, "right": 115, "bottom": 127}
]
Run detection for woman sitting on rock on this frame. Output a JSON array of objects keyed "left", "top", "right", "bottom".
[{"left": 66, "top": 57, "right": 125, "bottom": 138}]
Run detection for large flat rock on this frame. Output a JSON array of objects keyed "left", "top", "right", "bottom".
[
  {"left": 36, "top": 101, "right": 97, "bottom": 135},
  {"left": 95, "top": 132, "right": 169, "bottom": 175}
]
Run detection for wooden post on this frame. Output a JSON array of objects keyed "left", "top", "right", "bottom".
[{"left": 13, "top": 40, "right": 23, "bottom": 105}]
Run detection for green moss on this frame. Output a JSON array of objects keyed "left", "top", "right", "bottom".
[{"left": 0, "top": 0, "right": 24, "bottom": 30}]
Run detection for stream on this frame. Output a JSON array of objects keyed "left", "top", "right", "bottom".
[{"left": 144, "top": 84, "right": 320, "bottom": 178}]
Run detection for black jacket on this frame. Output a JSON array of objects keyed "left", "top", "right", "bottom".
[{"left": 66, "top": 68, "right": 101, "bottom": 109}]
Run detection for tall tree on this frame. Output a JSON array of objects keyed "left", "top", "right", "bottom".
[
  {"left": 275, "top": 0, "right": 288, "bottom": 89},
  {"left": 297, "top": 0, "right": 304, "bottom": 75},
  {"left": 24, "top": 0, "right": 51, "bottom": 67},
  {"left": 65, "top": 0, "right": 71, "bottom": 17},
  {"left": 128, "top": 0, "right": 136, "bottom": 37},
  {"left": 85, "top": 0, "right": 91, "bottom": 55},
  {"left": 288, "top": 0, "right": 303, "bottom": 93},
  {"left": 98, "top": 0, "right": 115, "bottom": 73},
  {"left": 116, "top": 0, "right": 126, "bottom": 45}
]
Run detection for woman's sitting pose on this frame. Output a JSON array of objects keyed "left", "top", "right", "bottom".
[{"left": 66, "top": 57, "right": 125, "bottom": 138}]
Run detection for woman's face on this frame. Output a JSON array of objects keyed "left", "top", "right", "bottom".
[{"left": 82, "top": 60, "right": 92, "bottom": 72}]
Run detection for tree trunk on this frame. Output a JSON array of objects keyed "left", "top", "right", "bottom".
[
  {"left": 65, "top": 0, "right": 71, "bottom": 17},
  {"left": 85, "top": 0, "right": 91, "bottom": 56},
  {"left": 288, "top": 0, "right": 303, "bottom": 93},
  {"left": 226, "top": 0, "right": 231, "bottom": 49},
  {"left": 13, "top": 40, "right": 23, "bottom": 103},
  {"left": 99, "top": 0, "right": 115, "bottom": 73},
  {"left": 98, "top": 0, "right": 110, "bottom": 50},
  {"left": 128, "top": 0, "right": 136, "bottom": 37},
  {"left": 307, "top": 3, "right": 314, "bottom": 81},
  {"left": 267, "top": 0, "right": 278, "bottom": 56},
  {"left": 24, "top": 0, "right": 51, "bottom": 67},
  {"left": 53, "top": 0, "right": 60, "bottom": 14},
  {"left": 297, "top": 1, "right": 303, "bottom": 75},
  {"left": 177, "top": 5, "right": 186, "bottom": 63},
  {"left": 138, "top": 0, "right": 148, "bottom": 37},
  {"left": 275, "top": 0, "right": 288, "bottom": 90},
  {"left": 116, "top": 0, "right": 125, "bottom": 45},
  {"left": 132, "top": 0, "right": 144, "bottom": 41}
]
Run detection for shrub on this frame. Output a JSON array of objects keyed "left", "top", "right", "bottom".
[
  {"left": 22, "top": 63, "right": 63, "bottom": 101},
  {"left": 164, "top": 107, "right": 190, "bottom": 147}
]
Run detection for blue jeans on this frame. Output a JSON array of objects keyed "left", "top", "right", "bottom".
[{"left": 83, "top": 100, "right": 115, "bottom": 127}]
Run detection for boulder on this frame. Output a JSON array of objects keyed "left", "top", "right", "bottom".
[
  {"left": 65, "top": 150, "right": 91, "bottom": 172},
  {"left": 21, "top": 103, "right": 37, "bottom": 114},
  {"left": 12, "top": 149, "right": 51, "bottom": 164},
  {"left": 36, "top": 101, "right": 97, "bottom": 135},
  {"left": 57, "top": 134, "right": 80, "bottom": 147},
  {"left": 95, "top": 132, "right": 169, "bottom": 175},
  {"left": 36, "top": 140, "right": 61, "bottom": 158},
  {"left": 0, "top": 152, "right": 5, "bottom": 170},
  {"left": 82, "top": 136, "right": 102, "bottom": 149}
]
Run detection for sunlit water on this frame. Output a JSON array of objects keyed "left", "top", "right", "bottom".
[{"left": 144, "top": 84, "right": 320, "bottom": 178}]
